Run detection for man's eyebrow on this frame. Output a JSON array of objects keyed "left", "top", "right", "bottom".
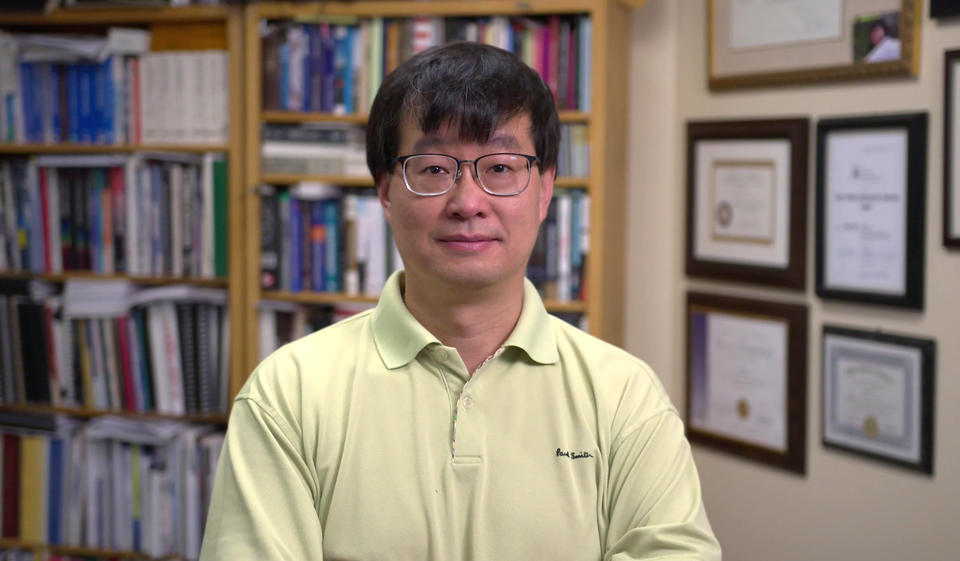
[{"left": 410, "top": 133, "right": 523, "bottom": 154}]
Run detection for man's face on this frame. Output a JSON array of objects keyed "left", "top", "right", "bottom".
[
  {"left": 378, "top": 113, "right": 554, "bottom": 293},
  {"left": 870, "top": 25, "right": 885, "bottom": 46}
]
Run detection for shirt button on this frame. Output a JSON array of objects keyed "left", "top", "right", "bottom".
[{"left": 462, "top": 395, "right": 475, "bottom": 409}]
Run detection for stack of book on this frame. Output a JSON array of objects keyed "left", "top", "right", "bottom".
[
  {"left": 261, "top": 122, "right": 367, "bottom": 177},
  {"left": 0, "top": 279, "right": 232, "bottom": 416},
  {"left": 0, "top": 28, "right": 229, "bottom": 145},
  {"left": 527, "top": 190, "right": 590, "bottom": 303},
  {"left": 0, "top": 415, "right": 223, "bottom": 560},
  {"left": 557, "top": 123, "right": 590, "bottom": 178},
  {"left": 260, "top": 185, "right": 402, "bottom": 297},
  {"left": 0, "top": 153, "right": 229, "bottom": 279},
  {"left": 260, "top": 14, "right": 592, "bottom": 114}
]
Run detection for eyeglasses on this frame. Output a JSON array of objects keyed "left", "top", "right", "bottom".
[{"left": 396, "top": 153, "right": 540, "bottom": 197}]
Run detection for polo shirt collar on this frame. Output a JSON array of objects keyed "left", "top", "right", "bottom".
[{"left": 372, "top": 271, "right": 559, "bottom": 369}]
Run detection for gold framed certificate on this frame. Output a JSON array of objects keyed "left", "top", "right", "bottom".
[
  {"left": 822, "top": 326, "right": 935, "bottom": 475},
  {"left": 686, "top": 119, "right": 809, "bottom": 289},
  {"left": 686, "top": 291, "right": 808, "bottom": 474},
  {"left": 709, "top": 0, "right": 921, "bottom": 90}
]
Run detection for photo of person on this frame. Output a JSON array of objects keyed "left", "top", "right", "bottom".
[{"left": 853, "top": 12, "right": 902, "bottom": 63}]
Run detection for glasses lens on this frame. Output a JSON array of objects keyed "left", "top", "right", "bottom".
[
  {"left": 403, "top": 155, "right": 457, "bottom": 195},
  {"left": 477, "top": 154, "right": 531, "bottom": 195}
]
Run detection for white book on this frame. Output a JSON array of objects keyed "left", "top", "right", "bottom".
[
  {"left": 580, "top": 194, "right": 591, "bottom": 254},
  {"left": 180, "top": 428, "right": 206, "bottom": 560},
  {"left": 169, "top": 53, "right": 187, "bottom": 143},
  {"left": 169, "top": 163, "right": 183, "bottom": 277},
  {"left": 127, "top": 284, "right": 227, "bottom": 307},
  {"left": 101, "top": 319, "right": 121, "bottom": 410},
  {"left": 362, "top": 195, "right": 387, "bottom": 296},
  {"left": 161, "top": 302, "right": 185, "bottom": 415},
  {"left": 88, "top": 320, "right": 109, "bottom": 409},
  {"left": 139, "top": 54, "right": 156, "bottom": 144},
  {"left": 557, "top": 194, "right": 572, "bottom": 302},
  {"left": 211, "top": 51, "right": 229, "bottom": 144},
  {"left": 51, "top": 305, "right": 70, "bottom": 405},
  {"left": 186, "top": 52, "right": 204, "bottom": 144},
  {"left": 258, "top": 309, "right": 277, "bottom": 362},
  {"left": 287, "top": 27, "right": 307, "bottom": 111},
  {"left": 65, "top": 428, "right": 86, "bottom": 545},
  {"left": 147, "top": 304, "right": 171, "bottom": 414},
  {"left": 341, "top": 194, "right": 360, "bottom": 295},
  {"left": 106, "top": 27, "right": 152, "bottom": 56},
  {"left": 110, "top": 54, "right": 127, "bottom": 145},
  {"left": 45, "top": 169, "right": 62, "bottom": 273}
]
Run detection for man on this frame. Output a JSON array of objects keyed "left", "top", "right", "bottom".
[
  {"left": 864, "top": 18, "right": 901, "bottom": 62},
  {"left": 199, "top": 42, "right": 721, "bottom": 560}
]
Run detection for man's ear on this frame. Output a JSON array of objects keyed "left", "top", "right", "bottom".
[
  {"left": 377, "top": 173, "right": 393, "bottom": 220},
  {"left": 538, "top": 167, "right": 556, "bottom": 223}
]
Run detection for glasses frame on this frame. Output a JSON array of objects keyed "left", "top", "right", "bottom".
[{"left": 395, "top": 152, "right": 540, "bottom": 197}]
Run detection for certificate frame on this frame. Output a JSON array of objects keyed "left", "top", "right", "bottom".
[
  {"left": 822, "top": 325, "right": 935, "bottom": 474},
  {"left": 708, "top": 0, "right": 921, "bottom": 90},
  {"left": 685, "top": 292, "right": 808, "bottom": 474},
  {"left": 815, "top": 113, "right": 927, "bottom": 309},
  {"left": 686, "top": 119, "right": 809, "bottom": 289},
  {"left": 945, "top": 50, "right": 960, "bottom": 248},
  {"left": 931, "top": 0, "right": 960, "bottom": 19}
]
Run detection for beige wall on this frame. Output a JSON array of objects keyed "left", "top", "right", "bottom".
[{"left": 625, "top": 2, "right": 960, "bottom": 559}]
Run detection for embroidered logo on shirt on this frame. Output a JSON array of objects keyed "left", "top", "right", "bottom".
[{"left": 556, "top": 448, "right": 594, "bottom": 460}]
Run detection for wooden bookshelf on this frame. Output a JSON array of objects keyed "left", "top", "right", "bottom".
[
  {"left": 0, "top": 3, "right": 248, "bottom": 413},
  {"left": 0, "top": 538, "right": 168, "bottom": 560},
  {"left": 243, "top": 0, "right": 631, "bottom": 375},
  {"left": 0, "top": 143, "right": 231, "bottom": 154},
  {"left": 0, "top": 403, "right": 228, "bottom": 425}
]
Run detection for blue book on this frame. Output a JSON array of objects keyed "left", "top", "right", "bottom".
[
  {"left": 98, "top": 57, "right": 114, "bottom": 144},
  {"left": 66, "top": 65, "right": 81, "bottom": 142},
  {"left": 322, "top": 198, "right": 339, "bottom": 292},
  {"left": 307, "top": 24, "right": 323, "bottom": 111},
  {"left": 342, "top": 26, "right": 355, "bottom": 114},
  {"left": 321, "top": 24, "right": 335, "bottom": 113},
  {"left": 18, "top": 63, "right": 33, "bottom": 142},
  {"left": 301, "top": 24, "right": 313, "bottom": 111},
  {"left": 279, "top": 42, "right": 290, "bottom": 110},
  {"left": 310, "top": 200, "right": 325, "bottom": 291},
  {"left": 289, "top": 197, "right": 301, "bottom": 292},
  {"left": 50, "top": 65, "right": 62, "bottom": 143},
  {"left": 47, "top": 437, "right": 64, "bottom": 545},
  {"left": 78, "top": 63, "right": 95, "bottom": 143}
]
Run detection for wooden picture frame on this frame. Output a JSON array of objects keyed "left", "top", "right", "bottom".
[
  {"left": 686, "top": 291, "right": 808, "bottom": 474},
  {"left": 815, "top": 113, "right": 927, "bottom": 309},
  {"left": 822, "top": 325, "right": 935, "bottom": 475},
  {"left": 945, "top": 50, "right": 960, "bottom": 248},
  {"left": 708, "top": 0, "right": 921, "bottom": 90},
  {"left": 686, "top": 118, "right": 809, "bottom": 289}
]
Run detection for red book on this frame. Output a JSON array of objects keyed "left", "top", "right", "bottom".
[
  {"left": 116, "top": 316, "right": 137, "bottom": 412},
  {"left": 2, "top": 433, "right": 21, "bottom": 538},
  {"left": 39, "top": 168, "right": 51, "bottom": 273},
  {"left": 547, "top": 15, "right": 560, "bottom": 103},
  {"left": 130, "top": 57, "right": 141, "bottom": 143},
  {"left": 566, "top": 24, "right": 577, "bottom": 111}
]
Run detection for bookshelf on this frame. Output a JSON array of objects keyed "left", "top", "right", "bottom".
[
  {"left": 0, "top": 5, "right": 244, "bottom": 560},
  {"left": 242, "top": 0, "right": 632, "bottom": 375}
]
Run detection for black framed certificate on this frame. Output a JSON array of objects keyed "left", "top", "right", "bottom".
[
  {"left": 815, "top": 113, "right": 928, "bottom": 309},
  {"left": 686, "top": 292, "right": 808, "bottom": 474},
  {"left": 686, "top": 119, "right": 809, "bottom": 289},
  {"left": 822, "top": 326, "right": 935, "bottom": 474},
  {"left": 945, "top": 50, "right": 960, "bottom": 248}
]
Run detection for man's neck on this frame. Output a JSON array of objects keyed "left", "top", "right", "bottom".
[{"left": 402, "top": 273, "right": 524, "bottom": 373}]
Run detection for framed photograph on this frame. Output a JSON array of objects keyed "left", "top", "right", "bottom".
[
  {"left": 708, "top": 0, "right": 921, "bottom": 90},
  {"left": 686, "top": 292, "right": 808, "bottom": 474},
  {"left": 815, "top": 113, "right": 927, "bottom": 309},
  {"left": 931, "top": 0, "right": 960, "bottom": 19},
  {"left": 686, "top": 119, "right": 809, "bottom": 289},
  {"left": 945, "top": 50, "right": 960, "bottom": 248},
  {"left": 822, "top": 326, "right": 935, "bottom": 474}
]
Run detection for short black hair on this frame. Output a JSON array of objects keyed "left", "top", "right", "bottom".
[{"left": 366, "top": 42, "right": 560, "bottom": 183}]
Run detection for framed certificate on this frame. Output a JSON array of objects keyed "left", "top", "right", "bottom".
[
  {"left": 945, "top": 50, "right": 960, "bottom": 248},
  {"left": 822, "top": 326, "right": 935, "bottom": 474},
  {"left": 686, "top": 119, "right": 809, "bottom": 289},
  {"left": 815, "top": 113, "right": 927, "bottom": 309},
  {"left": 931, "top": 0, "right": 960, "bottom": 19},
  {"left": 686, "top": 292, "right": 808, "bottom": 474},
  {"left": 709, "top": 0, "right": 921, "bottom": 90}
]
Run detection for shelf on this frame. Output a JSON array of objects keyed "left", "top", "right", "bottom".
[
  {"left": 0, "top": 538, "right": 166, "bottom": 559},
  {"left": 0, "top": 5, "right": 228, "bottom": 25},
  {"left": 262, "top": 289, "right": 586, "bottom": 313},
  {"left": 259, "top": 174, "right": 589, "bottom": 189},
  {"left": 262, "top": 110, "right": 590, "bottom": 124},
  {"left": 0, "top": 271, "right": 228, "bottom": 286},
  {"left": 257, "top": 0, "right": 596, "bottom": 19},
  {"left": 0, "top": 143, "right": 230, "bottom": 154},
  {"left": 0, "top": 403, "right": 228, "bottom": 425}
]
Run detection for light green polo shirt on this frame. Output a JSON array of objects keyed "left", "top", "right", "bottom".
[{"left": 199, "top": 272, "right": 721, "bottom": 561}]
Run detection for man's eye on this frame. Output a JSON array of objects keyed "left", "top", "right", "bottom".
[
  {"left": 489, "top": 164, "right": 509, "bottom": 173},
  {"left": 425, "top": 166, "right": 447, "bottom": 175}
]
